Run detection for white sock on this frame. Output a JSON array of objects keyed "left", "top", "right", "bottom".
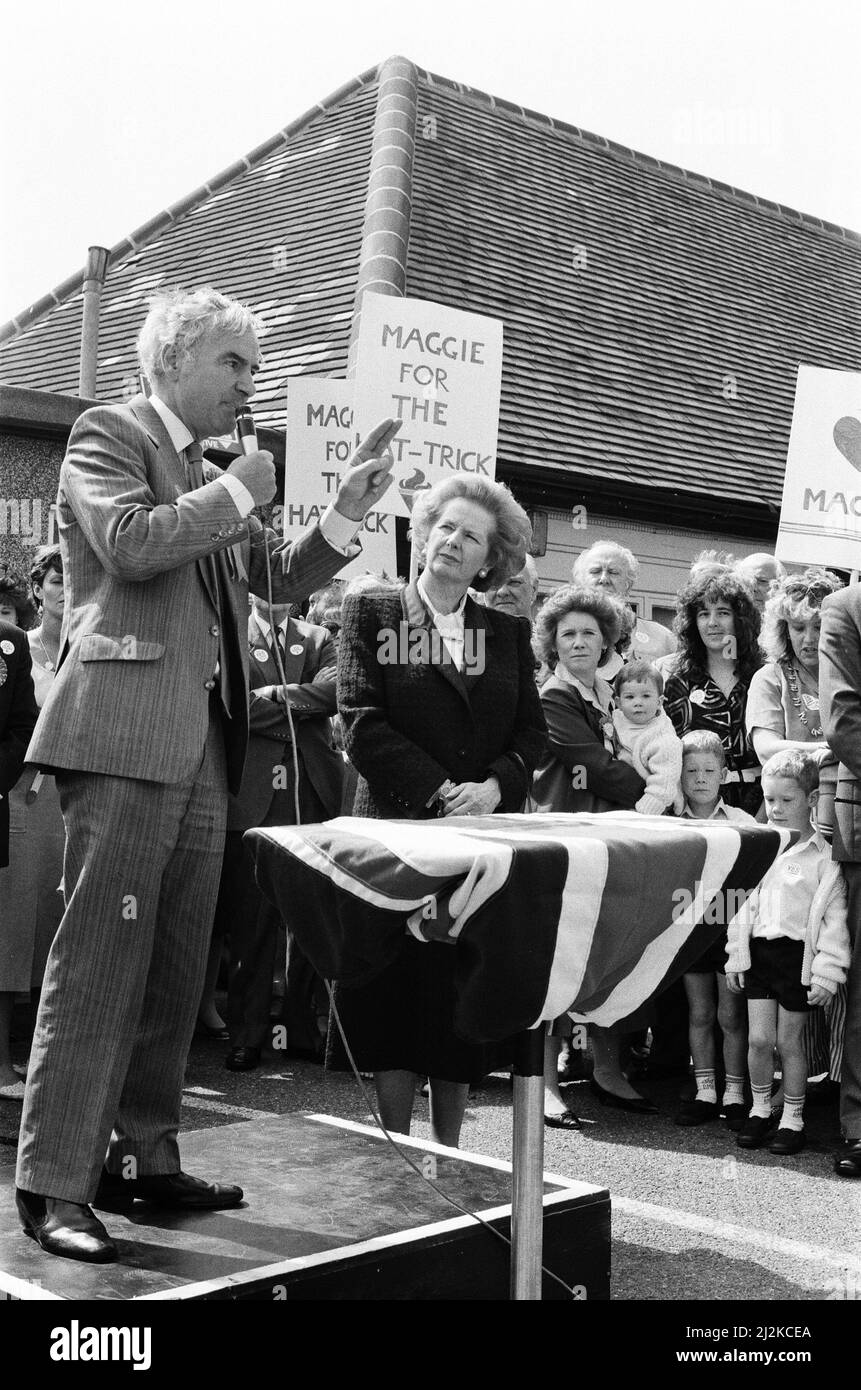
[
  {"left": 694, "top": 1068, "right": 718, "bottom": 1104},
  {"left": 722, "top": 1074, "right": 746, "bottom": 1107},
  {"left": 778, "top": 1093, "right": 805, "bottom": 1133},
  {"left": 749, "top": 1082, "right": 773, "bottom": 1119}
]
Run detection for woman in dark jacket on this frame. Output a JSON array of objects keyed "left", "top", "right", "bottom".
[
  {"left": 532, "top": 585, "right": 657, "bottom": 1121},
  {"left": 333, "top": 475, "right": 547, "bottom": 1146}
]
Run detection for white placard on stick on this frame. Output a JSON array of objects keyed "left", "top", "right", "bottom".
[
  {"left": 281, "top": 378, "right": 397, "bottom": 582},
  {"left": 776, "top": 365, "right": 861, "bottom": 569},
  {"left": 353, "top": 293, "right": 503, "bottom": 519}
]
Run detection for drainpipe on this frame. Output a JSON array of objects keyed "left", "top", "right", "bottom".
[
  {"left": 77, "top": 246, "right": 110, "bottom": 397},
  {"left": 346, "top": 55, "right": 418, "bottom": 378}
]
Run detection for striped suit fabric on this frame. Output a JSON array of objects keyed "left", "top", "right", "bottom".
[{"left": 17, "top": 396, "right": 359, "bottom": 1203}]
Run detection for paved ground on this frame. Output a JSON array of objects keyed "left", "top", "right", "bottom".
[{"left": 5, "top": 1022, "right": 856, "bottom": 1303}]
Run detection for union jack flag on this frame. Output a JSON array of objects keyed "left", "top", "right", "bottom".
[{"left": 248, "top": 813, "right": 789, "bottom": 1044}]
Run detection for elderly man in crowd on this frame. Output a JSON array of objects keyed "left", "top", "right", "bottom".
[
  {"left": 14, "top": 286, "right": 398, "bottom": 1264},
  {"left": 482, "top": 554, "right": 540, "bottom": 622},
  {"left": 572, "top": 540, "right": 676, "bottom": 669},
  {"left": 734, "top": 552, "right": 786, "bottom": 614}
]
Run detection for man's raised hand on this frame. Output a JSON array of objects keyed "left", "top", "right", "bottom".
[{"left": 334, "top": 419, "right": 401, "bottom": 521}]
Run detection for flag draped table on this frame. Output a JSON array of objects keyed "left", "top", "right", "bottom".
[{"left": 246, "top": 811, "right": 790, "bottom": 1298}]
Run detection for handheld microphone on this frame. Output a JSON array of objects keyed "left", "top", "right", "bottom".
[{"left": 235, "top": 405, "right": 258, "bottom": 456}]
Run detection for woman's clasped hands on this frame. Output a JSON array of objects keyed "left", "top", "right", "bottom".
[{"left": 440, "top": 777, "right": 502, "bottom": 817}]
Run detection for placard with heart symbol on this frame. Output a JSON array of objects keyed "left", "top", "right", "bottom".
[
  {"left": 776, "top": 365, "right": 861, "bottom": 570},
  {"left": 834, "top": 416, "right": 861, "bottom": 472}
]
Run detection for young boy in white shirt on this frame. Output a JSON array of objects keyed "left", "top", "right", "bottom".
[
  {"left": 727, "top": 750, "right": 851, "bottom": 1155},
  {"left": 612, "top": 660, "right": 683, "bottom": 815},
  {"left": 675, "top": 731, "right": 756, "bottom": 1130}
]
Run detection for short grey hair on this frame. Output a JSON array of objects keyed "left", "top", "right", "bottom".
[
  {"left": 137, "top": 286, "right": 264, "bottom": 382},
  {"left": 573, "top": 540, "right": 639, "bottom": 588},
  {"left": 410, "top": 475, "right": 532, "bottom": 593}
]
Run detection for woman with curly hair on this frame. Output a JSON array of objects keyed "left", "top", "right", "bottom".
[
  {"left": 746, "top": 567, "right": 843, "bottom": 767},
  {"left": 662, "top": 570, "right": 763, "bottom": 816},
  {"left": 0, "top": 564, "right": 37, "bottom": 630},
  {"left": 746, "top": 567, "right": 845, "bottom": 1090},
  {"left": 532, "top": 585, "right": 657, "bottom": 1123}
]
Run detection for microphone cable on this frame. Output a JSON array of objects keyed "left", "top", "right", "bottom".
[{"left": 236, "top": 407, "right": 301, "bottom": 827}]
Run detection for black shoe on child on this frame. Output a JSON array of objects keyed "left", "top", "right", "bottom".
[
  {"left": 723, "top": 1103, "right": 748, "bottom": 1133},
  {"left": 768, "top": 1127, "right": 805, "bottom": 1156},
  {"left": 674, "top": 1098, "right": 720, "bottom": 1127},
  {"left": 736, "top": 1114, "right": 776, "bottom": 1149}
]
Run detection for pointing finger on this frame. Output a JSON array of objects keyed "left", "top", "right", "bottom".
[{"left": 353, "top": 417, "right": 401, "bottom": 461}]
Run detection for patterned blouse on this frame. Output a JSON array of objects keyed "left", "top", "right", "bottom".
[{"left": 663, "top": 664, "right": 762, "bottom": 814}]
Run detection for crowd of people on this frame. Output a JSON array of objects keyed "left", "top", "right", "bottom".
[{"left": 1, "top": 285, "right": 859, "bottom": 1270}]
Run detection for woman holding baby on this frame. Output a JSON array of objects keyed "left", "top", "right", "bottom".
[{"left": 531, "top": 585, "right": 660, "bottom": 1125}]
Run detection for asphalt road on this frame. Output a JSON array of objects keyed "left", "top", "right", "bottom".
[{"left": 3, "top": 1029, "right": 859, "bottom": 1302}]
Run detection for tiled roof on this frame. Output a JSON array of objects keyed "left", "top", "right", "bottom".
[
  {"left": 407, "top": 77, "right": 861, "bottom": 515},
  {"left": 2, "top": 59, "right": 859, "bottom": 518},
  {"left": 0, "top": 73, "right": 380, "bottom": 428}
]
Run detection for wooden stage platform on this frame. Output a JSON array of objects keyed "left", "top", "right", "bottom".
[{"left": 0, "top": 1114, "right": 610, "bottom": 1301}]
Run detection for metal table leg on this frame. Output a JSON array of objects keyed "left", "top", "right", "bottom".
[{"left": 510, "top": 1024, "right": 546, "bottom": 1299}]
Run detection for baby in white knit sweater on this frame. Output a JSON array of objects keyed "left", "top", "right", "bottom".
[{"left": 612, "top": 660, "right": 684, "bottom": 815}]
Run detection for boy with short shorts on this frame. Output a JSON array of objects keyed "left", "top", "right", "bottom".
[
  {"left": 675, "top": 731, "right": 755, "bottom": 1129},
  {"left": 727, "top": 751, "right": 851, "bottom": 1154}
]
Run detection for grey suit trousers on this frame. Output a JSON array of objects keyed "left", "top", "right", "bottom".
[
  {"left": 841, "top": 863, "right": 861, "bottom": 1139},
  {"left": 16, "top": 712, "right": 227, "bottom": 1203}
]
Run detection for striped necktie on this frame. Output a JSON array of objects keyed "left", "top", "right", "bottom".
[{"left": 184, "top": 441, "right": 204, "bottom": 489}]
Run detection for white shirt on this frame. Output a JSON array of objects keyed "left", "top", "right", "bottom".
[
  {"left": 554, "top": 663, "right": 613, "bottom": 713},
  {"left": 254, "top": 614, "right": 290, "bottom": 641},
  {"left": 149, "top": 394, "right": 358, "bottom": 554},
  {"left": 418, "top": 574, "right": 468, "bottom": 672},
  {"left": 554, "top": 664, "right": 616, "bottom": 751},
  {"left": 680, "top": 797, "right": 756, "bottom": 824},
  {"left": 752, "top": 830, "right": 828, "bottom": 943}
]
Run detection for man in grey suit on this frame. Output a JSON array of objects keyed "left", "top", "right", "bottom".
[
  {"left": 819, "top": 584, "right": 861, "bottom": 1176},
  {"left": 15, "top": 286, "right": 396, "bottom": 1261}
]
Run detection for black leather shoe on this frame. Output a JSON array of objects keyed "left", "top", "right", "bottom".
[
  {"left": 16, "top": 1188, "right": 118, "bottom": 1263},
  {"left": 224, "top": 1046, "right": 261, "bottom": 1072},
  {"left": 834, "top": 1138, "right": 861, "bottom": 1177},
  {"left": 589, "top": 1077, "right": 658, "bottom": 1114},
  {"left": 544, "top": 1109, "right": 581, "bottom": 1130},
  {"left": 723, "top": 1103, "right": 748, "bottom": 1132},
  {"left": 95, "top": 1169, "right": 243, "bottom": 1209},
  {"left": 674, "top": 1098, "right": 720, "bottom": 1126},
  {"left": 736, "top": 1114, "right": 776, "bottom": 1149},
  {"left": 768, "top": 1126, "right": 805, "bottom": 1155}
]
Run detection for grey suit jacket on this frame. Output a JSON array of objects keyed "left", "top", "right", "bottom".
[
  {"left": 28, "top": 396, "right": 357, "bottom": 794},
  {"left": 819, "top": 585, "right": 861, "bottom": 862},
  {"left": 226, "top": 612, "right": 343, "bottom": 831}
]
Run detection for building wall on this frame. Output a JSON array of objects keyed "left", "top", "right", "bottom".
[
  {"left": 0, "top": 431, "right": 63, "bottom": 584},
  {"left": 534, "top": 508, "right": 777, "bottom": 627}
]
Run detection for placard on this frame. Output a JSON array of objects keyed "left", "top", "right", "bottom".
[
  {"left": 282, "top": 378, "right": 397, "bottom": 582},
  {"left": 775, "top": 365, "right": 861, "bottom": 569},
  {"left": 353, "top": 293, "right": 503, "bottom": 519}
]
